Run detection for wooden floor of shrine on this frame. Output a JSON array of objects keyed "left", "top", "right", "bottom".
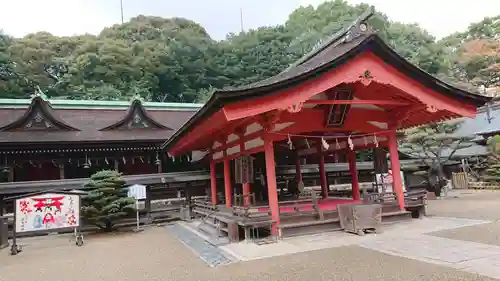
[
  {"left": 191, "top": 193, "right": 425, "bottom": 242},
  {"left": 256, "top": 198, "right": 362, "bottom": 213}
]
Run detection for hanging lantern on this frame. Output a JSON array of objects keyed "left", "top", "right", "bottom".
[
  {"left": 154, "top": 152, "right": 161, "bottom": 166},
  {"left": 83, "top": 154, "right": 90, "bottom": 169},
  {"left": 321, "top": 137, "right": 329, "bottom": 150},
  {"left": 347, "top": 135, "right": 354, "bottom": 150}
]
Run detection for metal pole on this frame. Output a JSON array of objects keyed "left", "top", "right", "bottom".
[
  {"left": 240, "top": 8, "right": 244, "bottom": 32},
  {"left": 135, "top": 200, "right": 140, "bottom": 230},
  {"left": 120, "top": 0, "right": 124, "bottom": 24}
]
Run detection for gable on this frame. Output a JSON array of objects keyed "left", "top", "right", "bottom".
[
  {"left": 100, "top": 99, "right": 172, "bottom": 131},
  {"left": 0, "top": 96, "right": 79, "bottom": 132}
]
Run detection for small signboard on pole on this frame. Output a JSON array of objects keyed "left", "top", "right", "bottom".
[{"left": 128, "top": 184, "right": 146, "bottom": 232}]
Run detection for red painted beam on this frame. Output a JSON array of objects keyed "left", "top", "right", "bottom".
[
  {"left": 305, "top": 99, "right": 409, "bottom": 106},
  {"left": 222, "top": 52, "right": 477, "bottom": 123}
]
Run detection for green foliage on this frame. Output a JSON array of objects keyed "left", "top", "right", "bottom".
[
  {"left": 0, "top": 3, "right": 498, "bottom": 101},
  {"left": 485, "top": 134, "right": 500, "bottom": 182},
  {"left": 81, "top": 170, "right": 136, "bottom": 231},
  {"left": 399, "top": 120, "right": 473, "bottom": 188}
]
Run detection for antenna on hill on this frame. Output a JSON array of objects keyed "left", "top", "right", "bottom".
[
  {"left": 120, "top": 0, "right": 124, "bottom": 24},
  {"left": 240, "top": 8, "right": 244, "bottom": 32}
]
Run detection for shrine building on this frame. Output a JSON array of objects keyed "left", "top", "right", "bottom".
[{"left": 161, "top": 8, "right": 489, "bottom": 236}]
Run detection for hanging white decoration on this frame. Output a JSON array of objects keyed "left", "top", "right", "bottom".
[
  {"left": 363, "top": 136, "right": 368, "bottom": 146},
  {"left": 347, "top": 135, "right": 354, "bottom": 150},
  {"left": 287, "top": 134, "right": 293, "bottom": 150},
  {"left": 321, "top": 137, "right": 330, "bottom": 150},
  {"left": 305, "top": 138, "right": 310, "bottom": 149},
  {"left": 140, "top": 156, "right": 144, "bottom": 163},
  {"left": 335, "top": 138, "right": 340, "bottom": 149},
  {"left": 105, "top": 157, "right": 109, "bottom": 165},
  {"left": 122, "top": 156, "right": 126, "bottom": 164},
  {"left": 374, "top": 134, "right": 379, "bottom": 148}
]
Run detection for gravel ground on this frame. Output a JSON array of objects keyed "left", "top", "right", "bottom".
[
  {"left": 2, "top": 190, "right": 500, "bottom": 281},
  {"left": 426, "top": 190, "right": 500, "bottom": 220},
  {"left": 429, "top": 221, "right": 500, "bottom": 246},
  {"left": 425, "top": 190, "right": 500, "bottom": 246},
  {"left": 0, "top": 227, "right": 493, "bottom": 281}
]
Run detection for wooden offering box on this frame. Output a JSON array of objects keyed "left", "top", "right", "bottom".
[{"left": 337, "top": 203, "right": 382, "bottom": 235}]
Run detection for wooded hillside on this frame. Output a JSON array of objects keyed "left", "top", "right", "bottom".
[{"left": 0, "top": 1, "right": 498, "bottom": 103}]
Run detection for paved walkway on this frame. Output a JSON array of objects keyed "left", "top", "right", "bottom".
[
  {"left": 176, "top": 216, "right": 500, "bottom": 279},
  {"left": 360, "top": 234, "right": 500, "bottom": 279},
  {"left": 165, "top": 223, "right": 235, "bottom": 267}
]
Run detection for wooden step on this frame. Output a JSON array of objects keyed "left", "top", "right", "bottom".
[{"left": 278, "top": 218, "right": 339, "bottom": 229}]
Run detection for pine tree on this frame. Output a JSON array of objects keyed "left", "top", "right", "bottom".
[
  {"left": 81, "top": 170, "right": 136, "bottom": 231},
  {"left": 485, "top": 135, "right": 500, "bottom": 181},
  {"left": 399, "top": 120, "right": 473, "bottom": 196}
]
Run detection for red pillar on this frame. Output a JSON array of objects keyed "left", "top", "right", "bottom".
[
  {"left": 388, "top": 131, "right": 405, "bottom": 210},
  {"left": 295, "top": 151, "right": 303, "bottom": 183},
  {"left": 223, "top": 159, "right": 232, "bottom": 208},
  {"left": 317, "top": 143, "right": 328, "bottom": 198},
  {"left": 348, "top": 150, "right": 360, "bottom": 200},
  {"left": 210, "top": 161, "right": 217, "bottom": 205},
  {"left": 264, "top": 137, "right": 280, "bottom": 234}
]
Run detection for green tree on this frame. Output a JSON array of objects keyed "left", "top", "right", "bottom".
[
  {"left": 399, "top": 120, "right": 474, "bottom": 196},
  {"left": 485, "top": 135, "right": 500, "bottom": 181},
  {"left": 81, "top": 170, "right": 136, "bottom": 232}
]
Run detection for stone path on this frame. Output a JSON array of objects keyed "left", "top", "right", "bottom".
[
  {"left": 360, "top": 234, "right": 500, "bottom": 279},
  {"left": 165, "top": 223, "right": 235, "bottom": 267},
  {"left": 170, "top": 216, "right": 500, "bottom": 279}
]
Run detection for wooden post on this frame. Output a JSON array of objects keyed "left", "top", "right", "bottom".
[
  {"left": 373, "top": 147, "right": 388, "bottom": 173},
  {"left": 239, "top": 140, "right": 251, "bottom": 206},
  {"left": 264, "top": 136, "right": 280, "bottom": 234},
  {"left": 210, "top": 161, "right": 217, "bottom": 205},
  {"left": 388, "top": 131, "right": 405, "bottom": 210},
  {"left": 0, "top": 196, "right": 4, "bottom": 216},
  {"left": 317, "top": 142, "right": 328, "bottom": 198},
  {"left": 295, "top": 150, "right": 302, "bottom": 183},
  {"left": 224, "top": 159, "right": 232, "bottom": 208},
  {"left": 348, "top": 150, "right": 360, "bottom": 200}
]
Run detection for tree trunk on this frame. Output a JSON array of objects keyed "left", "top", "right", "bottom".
[{"left": 104, "top": 221, "right": 113, "bottom": 232}]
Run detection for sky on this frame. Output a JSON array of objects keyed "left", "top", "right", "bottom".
[{"left": 0, "top": 0, "right": 499, "bottom": 40}]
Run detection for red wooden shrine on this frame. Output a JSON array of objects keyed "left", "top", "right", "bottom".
[{"left": 162, "top": 8, "right": 489, "bottom": 234}]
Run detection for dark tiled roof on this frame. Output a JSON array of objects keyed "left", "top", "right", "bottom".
[{"left": 0, "top": 98, "right": 199, "bottom": 144}]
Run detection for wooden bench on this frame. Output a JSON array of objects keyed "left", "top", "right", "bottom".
[
  {"left": 277, "top": 191, "right": 324, "bottom": 220},
  {"left": 363, "top": 190, "right": 427, "bottom": 218}
]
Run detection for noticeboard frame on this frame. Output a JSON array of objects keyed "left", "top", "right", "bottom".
[{"left": 6, "top": 190, "right": 85, "bottom": 255}]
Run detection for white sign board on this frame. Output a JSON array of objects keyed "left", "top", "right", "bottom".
[
  {"left": 375, "top": 170, "right": 407, "bottom": 193},
  {"left": 128, "top": 184, "right": 147, "bottom": 200},
  {"left": 15, "top": 193, "right": 80, "bottom": 233}
]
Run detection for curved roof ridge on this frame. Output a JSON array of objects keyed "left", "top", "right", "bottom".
[
  {"left": 100, "top": 98, "right": 173, "bottom": 131},
  {"left": 0, "top": 94, "right": 80, "bottom": 131}
]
